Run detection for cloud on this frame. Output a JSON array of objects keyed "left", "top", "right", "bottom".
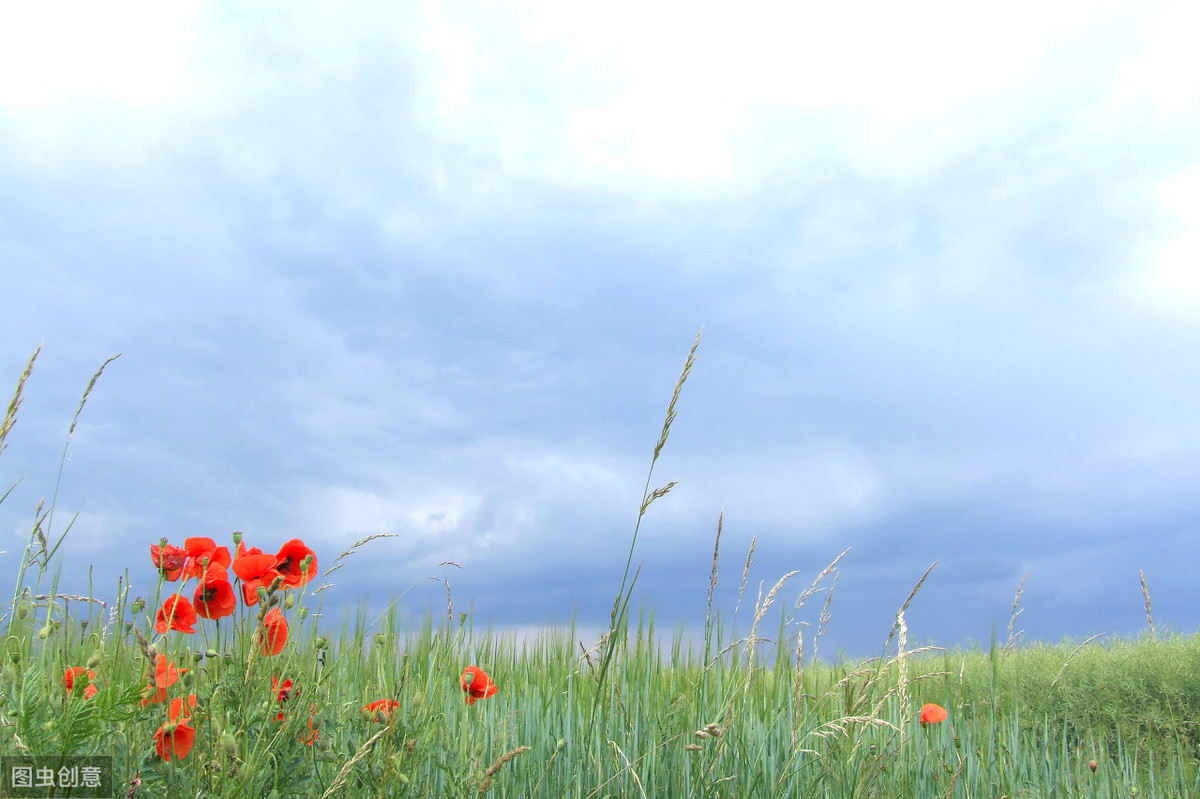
[{"left": 2, "top": 0, "right": 1199, "bottom": 660}]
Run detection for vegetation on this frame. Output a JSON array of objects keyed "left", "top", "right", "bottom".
[{"left": 2, "top": 342, "right": 1198, "bottom": 797}]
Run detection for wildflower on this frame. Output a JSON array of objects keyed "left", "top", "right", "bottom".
[
  {"left": 272, "top": 675, "right": 295, "bottom": 721},
  {"left": 150, "top": 543, "right": 188, "bottom": 581},
  {"left": 919, "top": 703, "right": 948, "bottom": 727},
  {"left": 302, "top": 712, "right": 319, "bottom": 745},
  {"left": 183, "top": 537, "right": 232, "bottom": 581},
  {"left": 194, "top": 573, "right": 237, "bottom": 620},
  {"left": 141, "top": 654, "right": 186, "bottom": 706},
  {"left": 155, "top": 596, "right": 198, "bottom": 634},
  {"left": 461, "top": 666, "right": 498, "bottom": 705},
  {"left": 273, "top": 675, "right": 295, "bottom": 703},
  {"left": 153, "top": 694, "right": 198, "bottom": 761},
  {"left": 63, "top": 667, "right": 98, "bottom": 700},
  {"left": 259, "top": 607, "right": 288, "bottom": 656},
  {"left": 233, "top": 543, "right": 280, "bottom": 606},
  {"left": 362, "top": 699, "right": 401, "bottom": 722},
  {"left": 275, "top": 539, "right": 318, "bottom": 588},
  {"left": 1090, "top": 760, "right": 1097, "bottom": 772}
]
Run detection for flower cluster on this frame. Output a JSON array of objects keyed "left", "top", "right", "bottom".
[
  {"left": 142, "top": 535, "right": 318, "bottom": 761},
  {"left": 150, "top": 536, "right": 316, "bottom": 656}
]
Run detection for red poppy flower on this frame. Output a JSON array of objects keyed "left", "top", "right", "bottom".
[
  {"left": 920, "top": 703, "right": 948, "bottom": 727},
  {"left": 259, "top": 607, "right": 288, "bottom": 656},
  {"left": 64, "top": 667, "right": 98, "bottom": 700},
  {"left": 233, "top": 545, "right": 280, "bottom": 606},
  {"left": 155, "top": 595, "right": 198, "bottom": 634},
  {"left": 141, "top": 654, "right": 186, "bottom": 706},
  {"left": 194, "top": 574, "right": 237, "bottom": 620},
  {"left": 271, "top": 675, "right": 296, "bottom": 721},
  {"left": 275, "top": 539, "right": 317, "bottom": 588},
  {"left": 153, "top": 694, "right": 198, "bottom": 761},
  {"left": 461, "top": 666, "right": 498, "bottom": 705},
  {"left": 150, "top": 543, "right": 188, "bottom": 581},
  {"left": 183, "top": 537, "right": 232, "bottom": 581},
  {"left": 362, "top": 699, "right": 401, "bottom": 722},
  {"left": 272, "top": 675, "right": 295, "bottom": 703},
  {"left": 301, "top": 712, "right": 319, "bottom": 746}
]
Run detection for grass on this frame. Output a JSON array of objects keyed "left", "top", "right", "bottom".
[{"left": 2, "top": 340, "right": 1199, "bottom": 797}]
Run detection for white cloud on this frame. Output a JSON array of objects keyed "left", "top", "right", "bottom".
[
  {"left": 414, "top": 0, "right": 1147, "bottom": 185},
  {"left": 1146, "top": 164, "right": 1200, "bottom": 304},
  {"left": 1112, "top": 1, "right": 1200, "bottom": 115},
  {"left": 0, "top": 3, "right": 197, "bottom": 109}
]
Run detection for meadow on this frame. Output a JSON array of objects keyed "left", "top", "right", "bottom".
[{"left": 2, "top": 341, "right": 1199, "bottom": 798}]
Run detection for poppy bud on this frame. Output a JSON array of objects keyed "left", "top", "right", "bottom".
[
  {"left": 86, "top": 651, "right": 103, "bottom": 670},
  {"left": 556, "top": 738, "right": 567, "bottom": 753},
  {"left": 37, "top": 625, "right": 52, "bottom": 640},
  {"left": 182, "top": 671, "right": 195, "bottom": 688},
  {"left": 131, "top": 598, "right": 145, "bottom": 614},
  {"left": 301, "top": 554, "right": 314, "bottom": 574},
  {"left": 284, "top": 593, "right": 295, "bottom": 610},
  {"left": 221, "top": 732, "right": 238, "bottom": 757},
  {"left": 298, "top": 606, "right": 308, "bottom": 620},
  {"left": 16, "top": 602, "right": 30, "bottom": 620},
  {"left": 205, "top": 649, "right": 220, "bottom": 659},
  {"left": 232, "top": 531, "right": 243, "bottom": 546},
  {"left": 1090, "top": 760, "right": 1097, "bottom": 772},
  {"left": 314, "top": 636, "right": 328, "bottom": 651},
  {"left": 256, "top": 586, "right": 270, "bottom": 605},
  {"left": 9, "top": 652, "right": 20, "bottom": 664}
]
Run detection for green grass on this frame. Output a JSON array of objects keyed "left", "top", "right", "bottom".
[{"left": 3, "top": 341, "right": 1199, "bottom": 797}]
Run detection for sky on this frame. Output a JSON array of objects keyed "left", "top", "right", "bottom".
[{"left": 1, "top": 1, "right": 1199, "bottom": 660}]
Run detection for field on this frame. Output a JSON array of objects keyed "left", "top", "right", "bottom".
[{"left": 3, "top": 344, "right": 1199, "bottom": 797}]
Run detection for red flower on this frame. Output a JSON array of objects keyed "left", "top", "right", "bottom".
[
  {"left": 1090, "top": 760, "right": 1098, "bottom": 772},
  {"left": 155, "top": 595, "right": 198, "bottom": 634},
  {"left": 153, "top": 694, "right": 198, "bottom": 761},
  {"left": 275, "top": 539, "right": 317, "bottom": 588},
  {"left": 150, "top": 543, "right": 188, "bottom": 582},
  {"left": 920, "top": 703, "right": 948, "bottom": 727},
  {"left": 301, "top": 712, "right": 319, "bottom": 746},
  {"left": 233, "top": 544, "right": 280, "bottom": 606},
  {"left": 362, "top": 699, "right": 401, "bottom": 722},
  {"left": 259, "top": 607, "right": 288, "bottom": 656},
  {"left": 273, "top": 675, "right": 296, "bottom": 703},
  {"left": 272, "top": 675, "right": 296, "bottom": 721},
  {"left": 141, "top": 654, "right": 186, "bottom": 706},
  {"left": 194, "top": 574, "right": 237, "bottom": 620},
  {"left": 64, "top": 667, "right": 98, "bottom": 700},
  {"left": 183, "top": 537, "right": 232, "bottom": 581},
  {"left": 461, "top": 666, "right": 498, "bottom": 705}
]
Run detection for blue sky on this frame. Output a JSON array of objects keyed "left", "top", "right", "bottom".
[{"left": 2, "top": 1, "right": 1198, "bottom": 659}]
